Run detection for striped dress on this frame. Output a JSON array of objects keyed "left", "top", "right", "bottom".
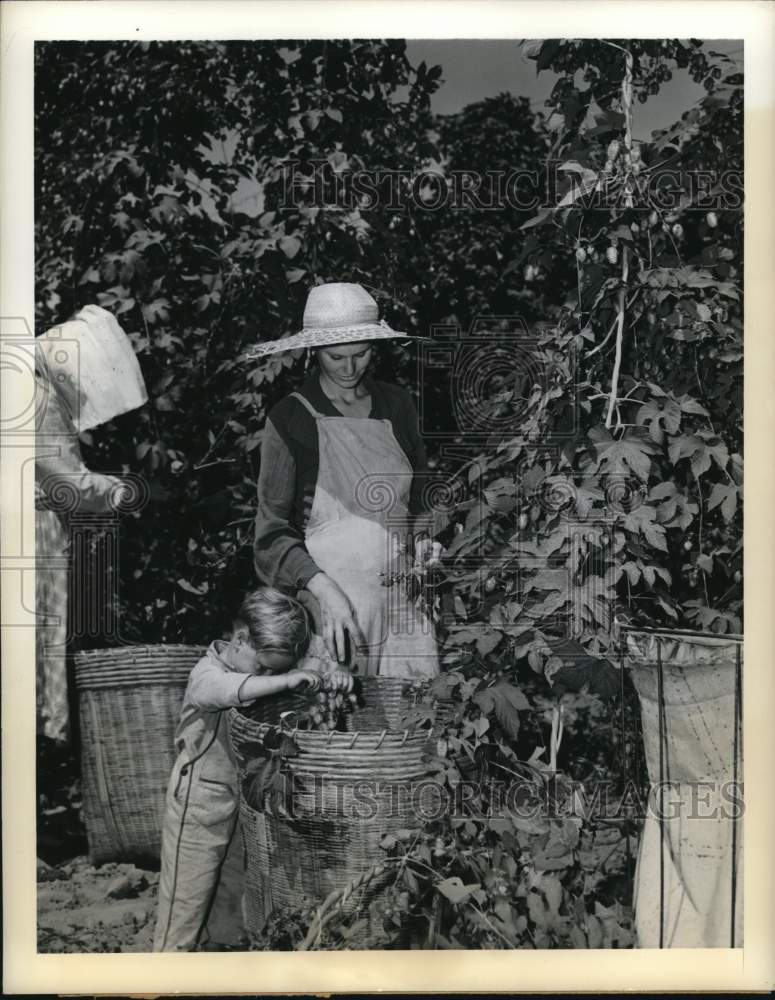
[{"left": 35, "top": 374, "right": 121, "bottom": 744}]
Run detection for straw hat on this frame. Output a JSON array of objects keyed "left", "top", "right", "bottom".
[
  {"left": 36, "top": 305, "right": 148, "bottom": 432},
  {"left": 244, "top": 282, "right": 430, "bottom": 359}
]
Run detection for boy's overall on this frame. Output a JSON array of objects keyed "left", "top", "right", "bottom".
[{"left": 154, "top": 639, "right": 255, "bottom": 951}]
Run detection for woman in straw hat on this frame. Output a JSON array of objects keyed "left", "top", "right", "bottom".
[
  {"left": 250, "top": 282, "right": 440, "bottom": 679},
  {"left": 35, "top": 304, "right": 148, "bottom": 746}
]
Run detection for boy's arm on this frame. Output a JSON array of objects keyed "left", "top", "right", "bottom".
[
  {"left": 236, "top": 670, "right": 317, "bottom": 704},
  {"left": 187, "top": 657, "right": 320, "bottom": 710}
]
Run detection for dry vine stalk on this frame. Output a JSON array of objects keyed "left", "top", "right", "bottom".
[
  {"left": 297, "top": 860, "right": 397, "bottom": 950},
  {"left": 605, "top": 44, "right": 634, "bottom": 431}
]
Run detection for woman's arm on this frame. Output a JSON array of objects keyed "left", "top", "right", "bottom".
[
  {"left": 256, "top": 411, "right": 363, "bottom": 663},
  {"left": 36, "top": 375, "right": 125, "bottom": 514},
  {"left": 254, "top": 417, "right": 322, "bottom": 590}
]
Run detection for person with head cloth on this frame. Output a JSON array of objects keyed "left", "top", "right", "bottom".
[
  {"left": 250, "top": 282, "right": 441, "bottom": 680},
  {"left": 35, "top": 304, "right": 148, "bottom": 746}
]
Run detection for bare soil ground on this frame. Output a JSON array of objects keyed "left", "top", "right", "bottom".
[{"left": 37, "top": 857, "right": 159, "bottom": 953}]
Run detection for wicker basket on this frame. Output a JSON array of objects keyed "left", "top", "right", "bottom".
[
  {"left": 74, "top": 644, "right": 206, "bottom": 865},
  {"left": 229, "top": 677, "right": 449, "bottom": 945}
]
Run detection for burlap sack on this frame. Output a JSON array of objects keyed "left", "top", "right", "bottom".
[{"left": 625, "top": 630, "right": 743, "bottom": 948}]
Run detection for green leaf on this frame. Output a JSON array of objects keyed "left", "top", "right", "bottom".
[
  {"left": 520, "top": 206, "right": 552, "bottom": 231},
  {"left": 589, "top": 428, "right": 655, "bottom": 482},
  {"left": 533, "top": 850, "right": 573, "bottom": 872},
  {"left": 527, "top": 891, "right": 547, "bottom": 926},
  {"left": 557, "top": 172, "right": 598, "bottom": 209},
  {"left": 115, "top": 297, "right": 135, "bottom": 315},
  {"left": 472, "top": 716, "right": 490, "bottom": 738},
  {"left": 475, "top": 630, "right": 502, "bottom": 656},
  {"left": 649, "top": 481, "right": 677, "bottom": 500},
  {"left": 570, "top": 925, "right": 588, "bottom": 948},
  {"left": 697, "top": 553, "right": 714, "bottom": 574},
  {"left": 668, "top": 434, "right": 728, "bottom": 480},
  {"left": 528, "top": 590, "right": 567, "bottom": 619},
  {"left": 618, "top": 561, "right": 641, "bottom": 585},
  {"left": 623, "top": 505, "right": 668, "bottom": 552},
  {"left": 543, "top": 874, "right": 563, "bottom": 915},
  {"left": 544, "top": 655, "right": 564, "bottom": 684},
  {"left": 279, "top": 235, "right": 301, "bottom": 259},
  {"left": 635, "top": 398, "right": 681, "bottom": 444},
  {"left": 708, "top": 482, "right": 738, "bottom": 521},
  {"left": 475, "top": 681, "right": 530, "bottom": 739},
  {"left": 586, "top": 914, "right": 604, "bottom": 948},
  {"left": 657, "top": 597, "right": 678, "bottom": 619},
  {"left": 142, "top": 298, "right": 170, "bottom": 324},
  {"left": 437, "top": 876, "right": 481, "bottom": 905},
  {"left": 536, "top": 40, "right": 562, "bottom": 72},
  {"left": 79, "top": 266, "right": 101, "bottom": 285}
]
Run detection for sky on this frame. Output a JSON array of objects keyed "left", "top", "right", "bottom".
[{"left": 405, "top": 39, "right": 743, "bottom": 140}]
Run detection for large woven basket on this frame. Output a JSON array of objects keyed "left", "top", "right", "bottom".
[
  {"left": 74, "top": 644, "right": 206, "bottom": 865},
  {"left": 229, "top": 677, "right": 450, "bottom": 945}
]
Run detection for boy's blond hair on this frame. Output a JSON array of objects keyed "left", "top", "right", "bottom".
[{"left": 234, "top": 587, "right": 311, "bottom": 660}]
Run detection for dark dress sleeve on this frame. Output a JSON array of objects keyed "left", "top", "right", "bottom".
[{"left": 253, "top": 415, "right": 322, "bottom": 591}]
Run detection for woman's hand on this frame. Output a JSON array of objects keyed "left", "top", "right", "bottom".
[
  {"left": 285, "top": 668, "right": 322, "bottom": 692},
  {"left": 326, "top": 668, "right": 354, "bottom": 694},
  {"left": 413, "top": 538, "right": 445, "bottom": 575},
  {"left": 305, "top": 572, "right": 365, "bottom": 665}
]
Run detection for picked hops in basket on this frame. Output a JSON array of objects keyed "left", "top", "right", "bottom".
[
  {"left": 240, "top": 675, "right": 364, "bottom": 813},
  {"left": 300, "top": 685, "right": 360, "bottom": 733}
]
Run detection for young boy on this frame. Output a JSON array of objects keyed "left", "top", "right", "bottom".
[{"left": 153, "top": 587, "right": 352, "bottom": 952}]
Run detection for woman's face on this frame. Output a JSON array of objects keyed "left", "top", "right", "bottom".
[{"left": 316, "top": 342, "right": 373, "bottom": 389}]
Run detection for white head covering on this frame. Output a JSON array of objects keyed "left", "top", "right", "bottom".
[{"left": 36, "top": 305, "right": 148, "bottom": 432}]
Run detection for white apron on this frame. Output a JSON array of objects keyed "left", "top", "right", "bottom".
[{"left": 291, "top": 392, "right": 438, "bottom": 680}]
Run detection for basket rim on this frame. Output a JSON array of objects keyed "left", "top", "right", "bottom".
[
  {"left": 75, "top": 643, "right": 208, "bottom": 659},
  {"left": 228, "top": 708, "right": 441, "bottom": 745}
]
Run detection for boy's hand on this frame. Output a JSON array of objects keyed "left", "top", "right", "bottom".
[{"left": 286, "top": 668, "right": 321, "bottom": 692}]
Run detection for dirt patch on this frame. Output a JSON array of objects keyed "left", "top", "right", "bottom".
[{"left": 37, "top": 857, "right": 159, "bottom": 953}]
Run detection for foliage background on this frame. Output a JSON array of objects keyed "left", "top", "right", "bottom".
[
  {"left": 35, "top": 38, "right": 743, "bottom": 947},
  {"left": 36, "top": 38, "right": 742, "bottom": 652}
]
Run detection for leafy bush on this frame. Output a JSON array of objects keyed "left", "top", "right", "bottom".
[{"left": 36, "top": 38, "right": 742, "bottom": 948}]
